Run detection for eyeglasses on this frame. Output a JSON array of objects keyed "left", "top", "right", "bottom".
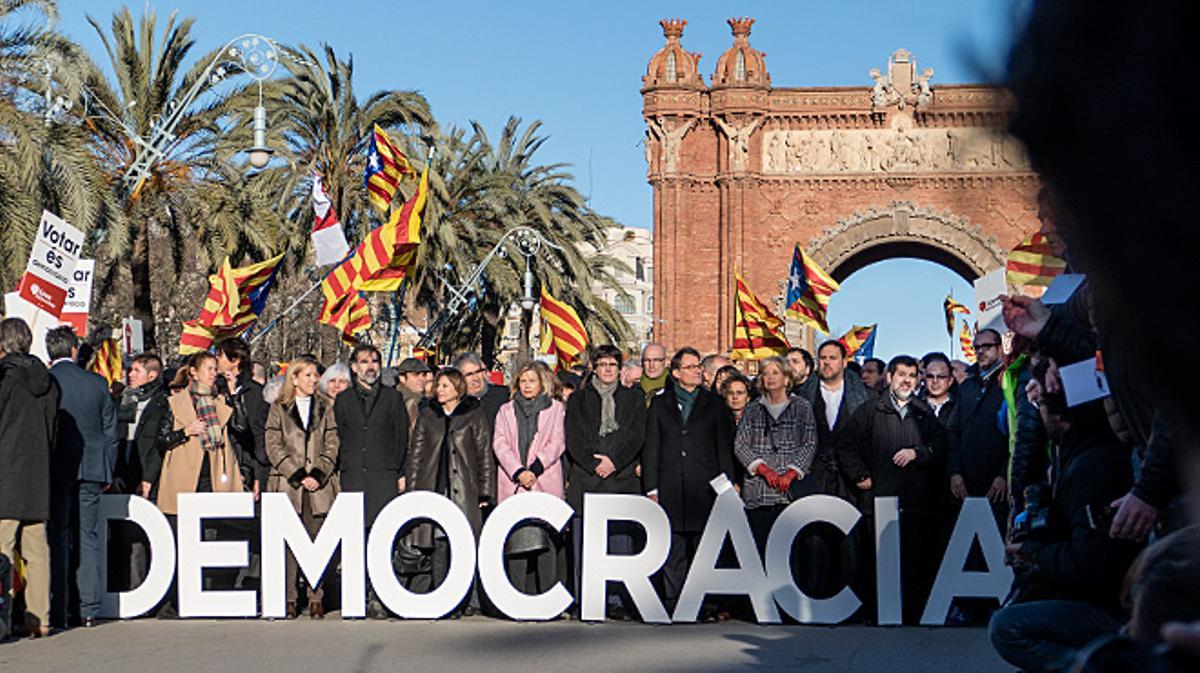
[
  {"left": 677, "top": 364, "right": 702, "bottom": 372},
  {"left": 594, "top": 362, "right": 618, "bottom": 370},
  {"left": 460, "top": 368, "right": 487, "bottom": 377},
  {"left": 975, "top": 343, "right": 1001, "bottom": 350},
  {"left": 925, "top": 374, "right": 951, "bottom": 381}
]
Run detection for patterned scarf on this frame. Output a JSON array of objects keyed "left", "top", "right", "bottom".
[{"left": 189, "top": 381, "right": 224, "bottom": 452}]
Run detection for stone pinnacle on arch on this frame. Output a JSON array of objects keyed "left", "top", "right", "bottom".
[
  {"left": 642, "top": 18, "right": 704, "bottom": 91},
  {"left": 712, "top": 16, "right": 770, "bottom": 89}
]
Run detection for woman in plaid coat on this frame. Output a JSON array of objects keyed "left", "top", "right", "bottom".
[{"left": 734, "top": 356, "right": 819, "bottom": 550}]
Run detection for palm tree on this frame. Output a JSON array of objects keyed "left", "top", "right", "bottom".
[
  {"left": 0, "top": 0, "right": 122, "bottom": 293},
  {"left": 81, "top": 6, "right": 287, "bottom": 350}
]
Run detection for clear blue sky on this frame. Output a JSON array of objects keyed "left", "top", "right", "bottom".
[{"left": 50, "top": 0, "right": 1019, "bottom": 359}]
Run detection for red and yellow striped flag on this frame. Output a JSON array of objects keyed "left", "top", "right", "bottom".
[
  {"left": 179, "top": 253, "right": 284, "bottom": 355},
  {"left": 732, "top": 274, "right": 790, "bottom": 360},
  {"left": 838, "top": 324, "right": 877, "bottom": 360},
  {"left": 944, "top": 294, "right": 971, "bottom": 336},
  {"left": 179, "top": 322, "right": 215, "bottom": 356},
  {"left": 960, "top": 321, "right": 977, "bottom": 365},
  {"left": 321, "top": 167, "right": 429, "bottom": 318},
  {"left": 786, "top": 245, "right": 840, "bottom": 334},
  {"left": 364, "top": 124, "right": 415, "bottom": 212},
  {"left": 539, "top": 289, "right": 588, "bottom": 367},
  {"left": 1006, "top": 232, "right": 1067, "bottom": 288},
  {"left": 319, "top": 292, "right": 372, "bottom": 344},
  {"left": 88, "top": 338, "right": 122, "bottom": 386}
]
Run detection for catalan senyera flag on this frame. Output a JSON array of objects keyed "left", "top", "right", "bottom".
[
  {"left": 320, "top": 167, "right": 429, "bottom": 316},
  {"left": 364, "top": 124, "right": 415, "bottom": 212},
  {"left": 944, "top": 294, "right": 971, "bottom": 336},
  {"left": 318, "top": 291, "right": 371, "bottom": 344},
  {"left": 960, "top": 322, "right": 977, "bottom": 364},
  {"left": 838, "top": 324, "right": 877, "bottom": 361},
  {"left": 179, "top": 253, "right": 285, "bottom": 355},
  {"left": 1006, "top": 232, "right": 1067, "bottom": 288},
  {"left": 539, "top": 289, "right": 588, "bottom": 367},
  {"left": 732, "top": 274, "right": 790, "bottom": 360},
  {"left": 786, "top": 245, "right": 840, "bottom": 333},
  {"left": 88, "top": 338, "right": 122, "bottom": 387}
]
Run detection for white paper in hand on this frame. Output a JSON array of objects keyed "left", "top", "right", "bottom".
[
  {"left": 1040, "top": 274, "right": 1085, "bottom": 305},
  {"left": 709, "top": 473, "right": 734, "bottom": 495},
  {"left": 974, "top": 268, "right": 1007, "bottom": 334},
  {"left": 1059, "top": 358, "right": 1111, "bottom": 407}
]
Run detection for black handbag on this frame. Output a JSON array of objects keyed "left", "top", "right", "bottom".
[{"left": 505, "top": 523, "right": 551, "bottom": 556}]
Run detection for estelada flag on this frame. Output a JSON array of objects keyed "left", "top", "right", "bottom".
[
  {"left": 321, "top": 166, "right": 429, "bottom": 315},
  {"left": 363, "top": 124, "right": 415, "bottom": 212},
  {"left": 310, "top": 172, "right": 350, "bottom": 266},
  {"left": 88, "top": 338, "right": 122, "bottom": 386},
  {"left": 785, "top": 245, "right": 840, "bottom": 333},
  {"left": 960, "top": 321, "right": 977, "bottom": 364},
  {"left": 179, "top": 253, "right": 285, "bottom": 354},
  {"left": 1007, "top": 232, "right": 1067, "bottom": 287},
  {"left": 838, "top": 324, "right": 877, "bottom": 361},
  {"left": 539, "top": 289, "right": 588, "bottom": 367},
  {"left": 944, "top": 295, "right": 971, "bottom": 337},
  {"left": 732, "top": 274, "right": 790, "bottom": 360},
  {"left": 318, "top": 291, "right": 371, "bottom": 344}
]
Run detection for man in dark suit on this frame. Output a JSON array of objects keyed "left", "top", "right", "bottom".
[
  {"left": 453, "top": 352, "right": 508, "bottom": 430},
  {"left": 334, "top": 344, "right": 409, "bottom": 619},
  {"left": 46, "top": 327, "right": 117, "bottom": 628},
  {"left": 643, "top": 347, "right": 735, "bottom": 616}
]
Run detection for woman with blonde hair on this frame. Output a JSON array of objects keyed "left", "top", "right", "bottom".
[
  {"left": 265, "top": 355, "right": 339, "bottom": 619},
  {"left": 492, "top": 360, "right": 567, "bottom": 599}
]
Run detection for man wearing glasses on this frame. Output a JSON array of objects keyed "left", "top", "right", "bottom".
[
  {"left": 643, "top": 347, "right": 735, "bottom": 618},
  {"left": 638, "top": 343, "right": 671, "bottom": 404},
  {"left": 947, "top": 328, "right": 1010, "bottom": 516},
  {"left": 452, "top": 352, "right": 509, "bottom": 430},
  {"left": 920, "top": 352, "right": 956, "bottom": 421}
]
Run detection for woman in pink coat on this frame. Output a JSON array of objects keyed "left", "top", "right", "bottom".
[{"left": 493, "top": 360, "right": 566, "bottom": 597}]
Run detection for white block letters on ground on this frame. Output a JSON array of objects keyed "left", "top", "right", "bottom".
[
  {"left": 95, "top": 492, "right": 1011, "bottom": 624},
  {"left": 580, "top": 493, "right": 671, "bottom": 623},
  {"left": 920, "top": 497, "right": 1014, "bottom": 625},
  {"left": 674, "top": 489, "right": 779, "bottom": 623},
  {"left": 366, "top": 492, "right": 476, "bottom": 619},
  {"left": 477, "top": 492, "right": 574, "bottom": 620},
  {"left": 98, "top": 495, "right": 175, "bottom": 618},
  {"left": 177, "top": 493, "right": 256, "bottom": 617},
  {"left": 261, "top": 492, "right": 365, "bottom": 618},
  {"left": 766, "top": 495, "right": 862, "bottom": 624}
]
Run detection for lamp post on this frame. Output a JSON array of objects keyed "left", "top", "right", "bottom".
[{"left": 58, "top": 34, "right": 311, "bottom": 200}]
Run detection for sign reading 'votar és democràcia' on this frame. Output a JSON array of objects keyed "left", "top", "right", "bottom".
[
  {"left": 96, "top": 491, "right": 1013, "bottom": 626},
  {"left": 17, "top": 210, "right": 85, "bottom": 315}
]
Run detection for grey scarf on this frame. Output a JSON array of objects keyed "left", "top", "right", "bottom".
[
  {"left": 591, "top": 376, "right": 619, "bottom": 437},
  {"left": 513, "top": 394, "right": 551, "bottom": 464}
]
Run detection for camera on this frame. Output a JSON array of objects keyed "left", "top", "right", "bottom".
[{"left": 1011, "top": 484, "right": 1053, "bottom": 544}]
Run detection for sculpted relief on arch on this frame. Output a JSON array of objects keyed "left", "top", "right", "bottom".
[{"left": 762, "top": 126, "right": 1029, "bottom": 175}]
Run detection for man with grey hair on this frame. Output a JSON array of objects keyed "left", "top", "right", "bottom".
[
  {"left": 45, "top": 326, "right": 117, "bottom": 628},
  {"left": 638, "top": 342, "right": 671, "bottom": 404},
  {"left": 0, "top": 318, "right": 58, "bottom": 637},
  {"left": 452, "top": 352, "right": 508, "bottom": 429},
  {"left": 700, "top": 353, "right": 731, "bottom": 391}
]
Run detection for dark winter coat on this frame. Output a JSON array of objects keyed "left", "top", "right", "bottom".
[
  {"left": 643, "top": 386, "right": 736, "bottom": 532},
  {"left": 1020, "top": 424, "right": 1140, "bottom": 608},
  {"left": 334, "top": 383, "right": 410, "bottom": 525},
  {"left": 837, "top": 395, "right": 946, "bottom": 512},
  {"left": 794, "top": 370, "right": 874, "bottom": 497},
  {"left": 50, "top": 360, "right": 118, "bottom": 486},
  {"left": 407, "top": 395, "right": 494, "bottom": 547},
  {"left": 0, "top": 354, "right": 59, "bottom": 520},
  {"left": 476, "top": 382, "right": 509, "bottom": 431},
  {"left": 1008, "top": 362, "right": 1051, "bottom": 511},
  {"left": 115, "top": 382, "right": 169, "bottom": 489},
  {"left": 226, "top": 377, "right": 269, "bottom": 487},
  {"left": 564, "top": 379, "right": 646, "bottom": 512},
  {"left": 946, "top": 367, "right": 1009, "bottom": 496}
]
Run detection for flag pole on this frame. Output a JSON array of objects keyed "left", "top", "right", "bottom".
[{"left": 948, "top": 286, "right": 955, "bottom": 359}]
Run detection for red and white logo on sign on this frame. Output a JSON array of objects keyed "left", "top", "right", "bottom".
[{"left": 18, "top": 272, "right": 68, "bottom": 315}]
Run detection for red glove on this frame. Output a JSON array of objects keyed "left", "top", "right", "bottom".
[
  {"left": 777, "top": 469, "right": 799, "bottom": 493},
  {"left": 755, "top": 463, "right": 781, "bottom": 490}
]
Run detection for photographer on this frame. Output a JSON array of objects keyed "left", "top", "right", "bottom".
[{"left": 988, "top": 357, "right": 1142, "bottom": 673}]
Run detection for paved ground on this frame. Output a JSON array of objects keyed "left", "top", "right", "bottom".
[{"left": 1, "top": 617, "right": 1007, "bottom": 673}]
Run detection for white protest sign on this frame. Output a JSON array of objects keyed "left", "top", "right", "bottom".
[
  {"left": 60, "top": 259, "right": 95, "bottom": 336},
  {"left": 1060, "top": 358, "right": 1111, "bottom": 407},
  {"left": 973, "top": 268, "right": 1007, "bottom": 334},
  {"left": 4, "top": 291, "right": 54, "bottom": 362},
  {"left": 18, "top": 210, "right": 84, "bottom": 315},
  {"left": 1040, "top": 273, "right": 1085, "bottom": 306}
]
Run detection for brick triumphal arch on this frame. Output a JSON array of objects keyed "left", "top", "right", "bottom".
[{"left": 642, "top": 18, "right": 1039, "bottom": 352}]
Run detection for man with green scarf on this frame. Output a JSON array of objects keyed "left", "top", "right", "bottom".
[{"left": 639, "top": 343, "right": 671, "bottom": 405}]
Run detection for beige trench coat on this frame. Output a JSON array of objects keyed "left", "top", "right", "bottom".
[{"left": 157, "top": 389, "right": 245, "bottom": 515}]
